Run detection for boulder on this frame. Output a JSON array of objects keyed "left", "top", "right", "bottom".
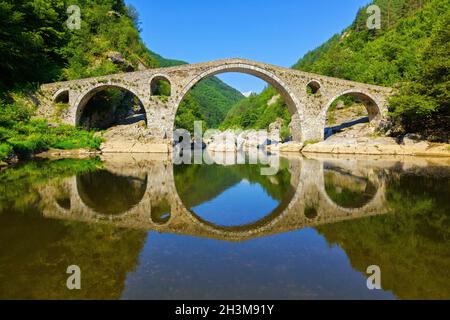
[
  {"left": 403, "top": 133, "right": 422, "bottom": 146},
  {"left": 269, "top": 118, "right": 284, "bottom": 142},
  {"left": 242, "top": 130, "right": 270, "bottom": 150},
  {"left": 100, "top": 120, "right": 170, "bottom": 153},
  {"left": 206, "top": 130, "right": 237, "bottom": 152},
  {"left": 267, "top": 94, "right": 280, "bottom": 106},
  {"left": 279, "top": 142, "right": 304, "bottom": 153}
]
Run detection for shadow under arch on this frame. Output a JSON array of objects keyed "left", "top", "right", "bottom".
[
  {"left": 53, "top": 88, "right": 70, "bottom": 104},
  {"left": 321, "top": 89, "right": 383, "bottom": 140},
  {"left": 76, "top": 170, "right": 148, "bottom": 217},
  {"left": 324, "top": 89, "right": 382, "bottom": 121},
  {"left": 73, "top": 83, "right": 146, "bottom": 127},
  {"left": 173, "top": 61, "right": 304, "bottom": 141}
]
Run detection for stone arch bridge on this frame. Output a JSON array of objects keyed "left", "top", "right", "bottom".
[{"left": 39, "top": 58, "right": 392, "bottom": 150}]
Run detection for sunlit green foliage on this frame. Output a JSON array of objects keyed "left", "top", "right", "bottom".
[
  {"left": 61, "top": 0, "right": 158, "bottom": 80},
  {"left": 0, "top": 158, "right": 102, "bottom": 212},
  {"left": 389, "top": 8, "right": 450, "bottom": 138},
  {"left": 0, "top": 98, "right": 102, "bottom": 160},
  {"left": 175, "top": 93, "right": 207, "bottom": 134},
  {"left": 221, "top": 87, "right": 292, "bottom": 140},
  {"left": 227, "top": 0, "right": 449, "bottom": 138}
]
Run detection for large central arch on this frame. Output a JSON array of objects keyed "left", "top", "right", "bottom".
[{"left": 172, "top": 62, "right": 304, "bottom": 140}]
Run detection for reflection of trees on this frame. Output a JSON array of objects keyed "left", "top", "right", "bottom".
[
  {"left": 0, "top": 158, "right": 102, "bottom": 213},
  {"left": 0, "top": 212, "right": 146, "bottom": 299},
  {"left": 317, "top": 171, "right": 450, "bottom": 299},
  {"left": 0, "top": 159, "right": 147, "bottom": 299},
  {"left": 77, "top": 170, "right": 147, "bottom": 215}
]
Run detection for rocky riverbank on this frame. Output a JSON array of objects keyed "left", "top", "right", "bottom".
[{"left": 203, "top": 123, "right": 450, "bottom": 157}]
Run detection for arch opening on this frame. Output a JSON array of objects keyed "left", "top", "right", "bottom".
[
  {"left": 151, "top": 198, "right": 171, "bottom": 225},
  {"left": 75, "top": 85, "right": 146, "bottom": 130},
  {"left": 304, "top": 206, "right": 318, "bottom": 219},
  {"left": 324, "top": 91, "right": 381, "bottom": 140},
  {"left": 150, "top": 76, "right": 171, "bottom": 97},
  {"left": 306, "top": 80, "right": 321, "bottom": 95},
  {"left": 174, "top": 64, "right": 302, "bottom": 143},
  {"left": 54, "top": 90, "right": 69, "bottom": 104}
]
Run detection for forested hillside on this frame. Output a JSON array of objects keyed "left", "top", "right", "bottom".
[
  {"left": 0, "top": 0, "right": 242, "bottom": 161},
  {"left": 222, "top": 0, "right": 449, "bottom": 141}
]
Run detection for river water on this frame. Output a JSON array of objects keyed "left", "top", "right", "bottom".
[{"left": 0, "top": 153, "right": 448, "bottom": 299}]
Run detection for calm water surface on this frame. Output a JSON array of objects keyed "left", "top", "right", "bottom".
[{"left": 0, "top": 154, "right": 448, "bottom": 299}]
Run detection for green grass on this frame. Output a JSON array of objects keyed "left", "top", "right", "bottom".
[{"left": 0, "top": 100, "right": 102, "bottom": 161}]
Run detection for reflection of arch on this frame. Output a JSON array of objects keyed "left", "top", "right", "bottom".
[
  {"left": 73, "top": 84, "right": 145, "bottom": 126},
  {"left": 320, "top": 162, "right": 385, "bottom": 214},
  {"left": 323, "top": 89, "right": 382, "bottom": 122},
  {"left": 306, "top": 80, "right": 321, "bottom": 95},
  {"left": 150, "top": 74, "right": 172, "bottom": 96},
  {"left": 151, "top": 198, "right": 171, "bottom": 225},
  {"left": 76, "top": 170, "right": 148, "bottom": 217},
  {"left": 53, "top": 88, "right": 69, "bottom": 103},
  {"left": 174, "top": 62, "right": 303, "bottom": 134}
]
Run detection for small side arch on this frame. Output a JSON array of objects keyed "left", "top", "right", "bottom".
[
  {"left": 150, "top": 74, "right": 172, "bottom": 97},
  {"left": 306, "top": 80, "right": 322, "bottom": 95},
  {"left": 53, "top": 88, "right": 70, "bottom": 104},
  {"left": 323, "top": 89, "right": 382, "bottom": 122}
]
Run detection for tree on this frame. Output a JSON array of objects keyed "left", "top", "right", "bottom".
[{"left": 389, "top": 9, "right": 450, "bottom": 138}]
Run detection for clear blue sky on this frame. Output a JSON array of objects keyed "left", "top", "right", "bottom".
[{"left": 126, "top": 0, "right": 371, "bottom": 93}]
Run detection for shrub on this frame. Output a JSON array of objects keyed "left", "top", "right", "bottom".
[{"left": 0, "top": 143, "right": 13, "bottom": 161}]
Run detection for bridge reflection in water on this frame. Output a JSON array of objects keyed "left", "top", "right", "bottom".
[
  {"left": 3, "top": 153, "right": 449, "bottom": 299},
  {"left": 40, "top": 153, "right": 388, "bottom": 242}
]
